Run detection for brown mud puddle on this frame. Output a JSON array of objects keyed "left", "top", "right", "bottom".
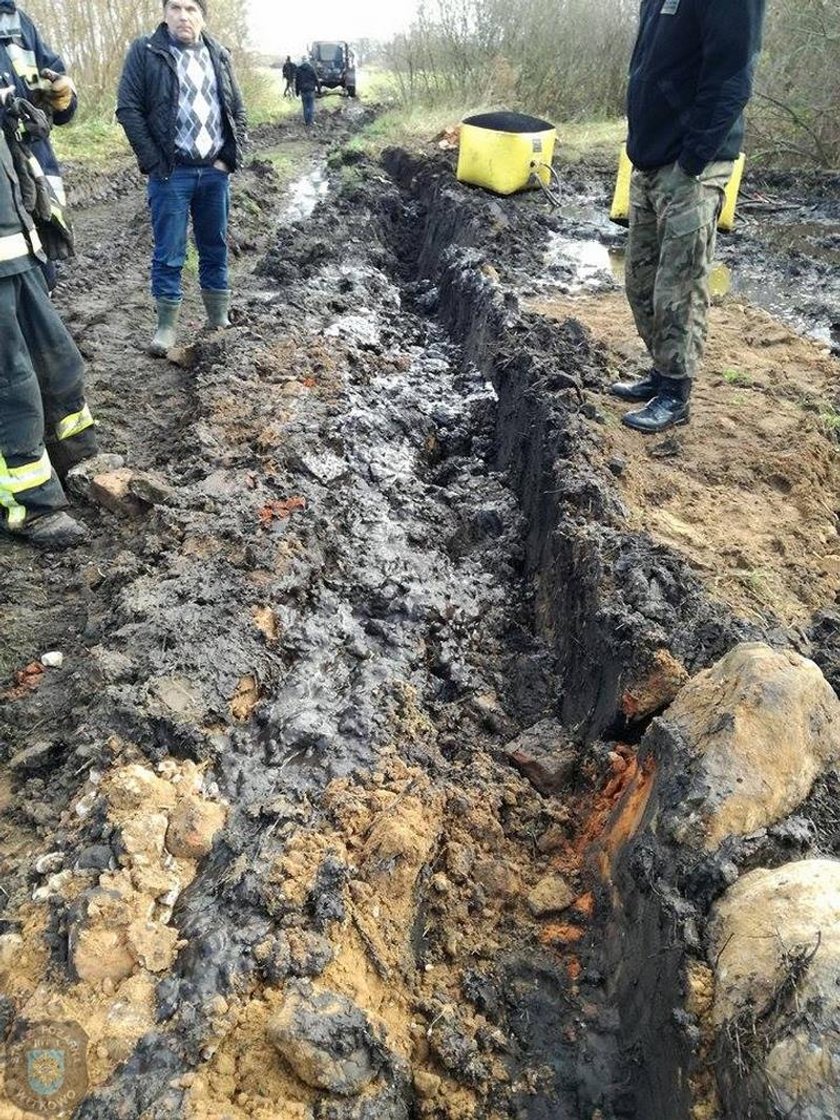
[{"left": 528, "top": 291, "right": 840, "bottom": 625}]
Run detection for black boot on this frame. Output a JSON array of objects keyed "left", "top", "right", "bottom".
[
  {"left": 622, "top": 379, "right": 691, "bottom": 433},
  {"left": 609, "top": 369, "right": 661, "bottom": 401}
]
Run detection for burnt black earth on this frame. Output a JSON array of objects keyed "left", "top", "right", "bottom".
[{"left": 1, "top": 109, "right": 838, "bottom": 1119}]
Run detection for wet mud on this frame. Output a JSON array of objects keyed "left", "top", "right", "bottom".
[{"left": 1, "top": 106, "right": 839, "bottom": 1119}]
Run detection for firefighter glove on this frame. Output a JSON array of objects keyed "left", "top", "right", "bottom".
[{"left": 42, "top": 70, "right": 75, "bottom": 113}]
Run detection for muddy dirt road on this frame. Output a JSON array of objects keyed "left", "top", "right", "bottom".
[{"left": 1, "top": 105, "right": 839, "bottom": 1119}]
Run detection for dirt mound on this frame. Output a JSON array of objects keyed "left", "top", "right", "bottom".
[{"left": 528, "top": 290, "right": 840, "bottom": 625}]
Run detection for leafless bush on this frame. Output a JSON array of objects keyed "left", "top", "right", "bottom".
[
  {"left": 385, "top": 0, "right": 637, "bottom": 120},
  {"left": 387, "top": 0, "right": 840, "bottom": 168},
  {"left": 747, "top": 0, "right": 840, "bottom": 168}
]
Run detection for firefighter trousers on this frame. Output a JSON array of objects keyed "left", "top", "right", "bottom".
[{"left": 0, "top": 264, "right": 97, "bottom": 529}]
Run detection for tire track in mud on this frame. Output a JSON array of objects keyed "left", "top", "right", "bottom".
[
  {"left": 0, "top": 110, "right": 608, "bottom": 1120},
  {"left": 3, "top": 115, "right": 838, "bottom": 1120}
]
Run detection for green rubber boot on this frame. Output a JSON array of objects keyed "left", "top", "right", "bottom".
[
  {"left": 201, "top": 288, "right": 231, "bottom": 330},
  {"left": 149, "top": 298, "right": 182, "bottom": 357}
]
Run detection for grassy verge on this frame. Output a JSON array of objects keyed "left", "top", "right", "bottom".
[
  {"left": 341, "top": 68, "right": 626, "bottom": 164},
  {"left": 51, "top": 117, "right": 130, "bottom": 167},
  {"left": 554, "top": 119, "right": 626, "bottom": 165}
]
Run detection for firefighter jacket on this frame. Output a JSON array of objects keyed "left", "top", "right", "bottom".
[
  {"left": 0, "top": 114, "right": 42, "bottom": 276},
  {"left": 0, "top": 3, "right": 76, "bottom": 198}
]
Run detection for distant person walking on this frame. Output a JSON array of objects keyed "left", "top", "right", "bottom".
[
  {"left": 295, "top": 57, "right": 318, "bottom": 128},
  {"left": 612, "top": 0, "right": 766, "bottom": 433},
  {"left": 281, "top": 55, "right": 296, "bottom": 98},
  {"left": 116, "top": 0, "right": 247, "bottom": 356}
]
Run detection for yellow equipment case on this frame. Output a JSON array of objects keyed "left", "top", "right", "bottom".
[
  {"left": 609, "top": 145, "right": 746, "bottom": 232},
  {"left": 457, "top": 111, "right": 557, "bottom": 196}
]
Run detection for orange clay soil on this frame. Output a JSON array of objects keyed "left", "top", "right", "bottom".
[{"left": 527, "top": 292, "right": 840, "bottom": 626}]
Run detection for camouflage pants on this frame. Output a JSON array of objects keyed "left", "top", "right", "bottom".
[{"left": 625, "top": 160, "right": 733, "bottom": 381}]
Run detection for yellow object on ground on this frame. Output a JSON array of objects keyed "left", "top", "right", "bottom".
[
  {"left": 609, "top": 146, "right": 746, "bottom": 232},
  {"left": 457, "top": 111, "right": 557, "bottom": 196}
]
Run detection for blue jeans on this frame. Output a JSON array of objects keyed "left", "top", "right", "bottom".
[
  {"left": 301, "top": 91, "right": 315, "bottom": 126},
  {"left": 147, "top": 165, "right": 230, "bottom": 300}
]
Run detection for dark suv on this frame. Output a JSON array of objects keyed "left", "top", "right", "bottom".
[{"left": 308, "top": 42, "right": 357, "bottom": 98}]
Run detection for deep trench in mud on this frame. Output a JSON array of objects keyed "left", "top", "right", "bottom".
[{"left": 1, "top": 108, "right": 840, "bottom": 1120}]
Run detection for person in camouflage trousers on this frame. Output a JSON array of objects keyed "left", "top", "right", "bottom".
[{"left": 613, "top": 0, "right": 766, "bottom": 433}]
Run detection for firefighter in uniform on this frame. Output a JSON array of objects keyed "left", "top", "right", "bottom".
[
  {"left": 0, "top": 85, "right": 97, "bottom": 548},
  {"left": 0, "top": 1, "right": 77, "bottom": 288}
]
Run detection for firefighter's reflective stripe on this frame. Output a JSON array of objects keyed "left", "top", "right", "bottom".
[
  {"left": 5, "top": 42, "right": 39, "bottom": 85},
  {"left": 0, "top": 449, "right": 51, "bottom": 493},
  {"left": 1, "top": 498, "right": 27, "bottom": 530},
  {"left": 0, "top": 449, "right": 51, "bottom": 528},
  {"left": 55, "top": 404, "right": 94, "bottom": 442},
  {"left": 0, "top": 229, "right": 42, "bottom": 261},
  {"left": 46, "top": 173, "right": 67, "bottom": 207}
]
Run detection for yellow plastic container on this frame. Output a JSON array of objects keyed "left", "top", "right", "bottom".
[
  {"left": 609, "top": 146, "right": 746, "bottom": 232},
  {"left": 457, "top": 112, "right": 557, "bottom": 196}
]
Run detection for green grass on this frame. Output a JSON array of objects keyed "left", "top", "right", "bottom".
[
  {"left": 553, "top": 119, "right": 626, "bottom": 165},
  {"left": 183, "top": 243, "right": 198, "bottom": 278},
  {"left": 51, "top": 117, "right": 130, "bottom": 166},
  {"left": 341, "top": 98, "right": 485, "bottom": 158},
  {"left": 818, "top": 405, "right": 840, "bottom": 434},
  {"left": 721, "top": 368, "right": 752, "bottom": 386},
  {"left": 261, "top": 140, "right": 319, "bottom": 186}
]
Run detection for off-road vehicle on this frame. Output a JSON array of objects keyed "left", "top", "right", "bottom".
[{"left": 308, "top": 41, "right": 356, "bottom": 98}]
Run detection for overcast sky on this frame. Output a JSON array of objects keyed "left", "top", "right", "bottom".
[{"left": 247, "top": 0, "right": 420, "bottom": 56}]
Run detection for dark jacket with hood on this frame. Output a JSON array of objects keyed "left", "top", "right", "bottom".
[
  {"left": 626, "top": 0, "right": 765, "bottom": 176},
  {"left": 116, "top": 23, "right": 247, "bottom": 177},
  {"left": 295, "top": 61, "right": 318, "bottom": 96},
  {"left": 0, "top": 1, "right": 76, "bottom": 183}
]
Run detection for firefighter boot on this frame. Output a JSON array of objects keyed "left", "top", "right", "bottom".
[
  {"left": 201, "top": 289, "right": 231, "bottom": 330},
  {"left": 15, "top": 511, "right": 88, "bottom": 548},
  {"left": 149, "top": 298, "right": 182, "bottom": 357}
]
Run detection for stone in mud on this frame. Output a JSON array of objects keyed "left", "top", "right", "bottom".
[
  {"left": 105, "top": 765, "right": 177, "bottom": 813},
  {"left": 128, "top": 471, "right": 176, "bottom": 507},
  {"left": 620, "top": 648, "right": 689, "bottom": 722},
  {"left": 165, "top": 796, "right": 227, "bottom": 861},
  {"left": 473, "top": 859, "right": 519, "bottom": 902},
  {"left": 267, "top": 982, "right": 389, "bottom": 1096},
  {"left": 72, "top": 925, "right": 136, "bottom": 984},
  {"left": 126, "top": 919, "right": 180, "bottom": 973},
  {"left": 505, "top": 718, "right": 577, "bottom": 796},
  {"left": 65, "top": 452, "right": 126, "bottom": 498},
  {"left": 708, "top": 859, "right": 840, "bottom": 1120},
  {"left": 89, "top": 468, "right": 148, "bottom": 518},
  {"left": 659, "top": 642, "right": 840, "bottom": 849},
  {"left": 527, "top": 874, "right": 575, "bottom": 917},
  {"left": 8, "top": 740, "right": 62, "bottom": 774},
  {"left": 0, "top": 933, "right": 24, "bottom": 974}
]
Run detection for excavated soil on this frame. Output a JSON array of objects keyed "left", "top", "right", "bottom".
[{"left": 0, "top": 104, "right": 839, "bottom": 1120}]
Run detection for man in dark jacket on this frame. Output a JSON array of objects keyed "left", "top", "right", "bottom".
[
  {"left": 612, "top": 0, "right": 766, "bottom": 432},
  {"left": 116, "top": 0, "right": 247, "bottom": 355},
  {"left": 281, "top": 55, "right": 296, "bottom": 98},
  {"left": 0, "top": 88, "right": 98, "bottom": 547},
  {"left": 0, "top": 0, "right": 77, "bottom": 289},
  {"left": 295, "top": 57, "right": 318, "bottom": 128}
]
